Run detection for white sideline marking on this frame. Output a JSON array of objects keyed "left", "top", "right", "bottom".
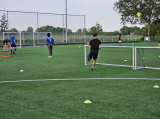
[{"left": 0, "top": 78, "right": 160, "bottom": 84}]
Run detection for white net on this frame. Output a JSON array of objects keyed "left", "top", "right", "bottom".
[
  {"left": 135, "top": 47, "right": 160, "bottom": 70},
  {"left": 0, "top": 10, "right": 86, "bottom": 43},
  {"left": 85, "top": 45, "right": 134, "bottom": 70},
  {"left": 144, "top": 36, "right": 160, "bottom": 42},
  {"left": 3, "top": 32, "right": 21, "bottom": 48},
  {"left": 3, "top": 32, "right": 52, "bottom": 48}
]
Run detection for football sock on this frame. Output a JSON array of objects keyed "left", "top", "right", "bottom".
[
  {"left": 14, "top": 49, "right": 16, "bottom": 52},
  {"left": 4, "top": 47, "right": 5, "bottom": 51},
  {"left": 6, "top": 47, "right": 8, "bottom": 51},
  {"left": 11, "top": 49, "right": 12, "bottom": 54}
]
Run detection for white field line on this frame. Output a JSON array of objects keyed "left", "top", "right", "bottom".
[{"left": 0, "top": 78, "right": 160, "bottom": 84}]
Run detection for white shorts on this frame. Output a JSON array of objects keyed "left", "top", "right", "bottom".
[{"left": 119, "top": 40, "right": 121, "bottom": 43}]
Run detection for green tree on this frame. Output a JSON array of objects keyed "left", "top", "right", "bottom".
[
  {"left": 120, "top": 26, "right": 130, "bottom": 35},
  {"left": 0, "top": 13, "right": 8, "bottom": 32},
  {"left": 114, "top": 0, "right": 160, "bottom": 37},
  {"left": 150, "top": 20, "right": 160, "bottom": 36},
  {"left": 95, "top": 22, "right": 103, "bottom": 33},
  {"left": 10, "top": 28, "right": 18, "bottom": 32},
  {"left": 141, "top": 26, "right": 147, "bottom": 35},
  {"left": 113, "top": 31, "right": 120, "bottom": 35},
  {"left": 133, "top": 26, "right": 141, "bottom": 35},
  {"left": 35, "top": 25, "right": 66, "bottom": 34},
  {"left": 128, "top": 27, "right": 134, "bottom": 34},
  {"left": 76, "top": 28, "right": 82, "bottom": 33},
  {"left": 67, "top": 29, "right": 72, "bottom": 35},
  {"left": 26, "top": 27, "right": 33, "bottom": 32},
  {"left": 89, "top": 26, "right": 97, "bottom": 35},
  {"left": 155, "top": 30, "right": 160, "bottom": 36}
]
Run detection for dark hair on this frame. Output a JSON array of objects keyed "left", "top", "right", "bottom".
[
  {"left": 47, "top": 33, "right": 50, "bottom": 37},
  {"left": 93, "top": 33, "right": 98, "bottom": 37},
  {"left": 12, "top": 33, "right": 14, "bottom": 35}
]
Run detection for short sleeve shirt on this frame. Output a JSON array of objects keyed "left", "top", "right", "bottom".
[
  {"left": 10, "top": 36, "right": 15, "bottom": 45},
  {"left": 89, "top": 39, "right": 101, "bottom": 51},
  {"left": 45, "top": 37, "right": 54, "bottom": 45}
]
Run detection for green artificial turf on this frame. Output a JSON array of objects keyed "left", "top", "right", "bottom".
[{"left": 0, "top": 42, "right": 160, "bottom": 119}]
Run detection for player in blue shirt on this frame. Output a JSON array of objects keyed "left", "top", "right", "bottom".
[
  {"left": 45, "top": 33, "right": 54, "bottom": 58},
  {"left": 10, "top": 33, "right": 17, "bottom": 55}
]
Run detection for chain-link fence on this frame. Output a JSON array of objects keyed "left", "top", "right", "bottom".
[
  {"left": 0, "top": 10, "right": 86, "bottom": 43},
  {"left": 144, "top": 36, "right": 160, "bottom": 42}
]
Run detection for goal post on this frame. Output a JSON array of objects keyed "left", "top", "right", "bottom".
[
  {"left": 0, "top": 43, "right": 10, "bottom": 58},
  {"left": 3, "top": 32, "right": 52, "bottom": 48},
  {"left": 84, "top": 45, "right": 135, "bottom": 70},
  {"left": 21, "top": 32, "right": 52, "bottom": 47},
  {"left": 135, "top": 47, "right": 160, "bottom": 70},
  {"left": 3, "top": 32, "right": 21, "bottom": 48}
]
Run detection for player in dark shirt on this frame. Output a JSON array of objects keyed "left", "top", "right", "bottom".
[
  {"left": 87, "top": 33, "right": 101, "bottom": 70},
  {"left": 3, "top": 39, "right": 10, "bottom": 52},
  {"left": 118, "top": 34, "right": 122, "bottom": 46},
  {"left": 158, "top": 41, "right": 160, "bottom": 47}
]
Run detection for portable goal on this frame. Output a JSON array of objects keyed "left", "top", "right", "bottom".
[
  {"left": 0, "top": 43, "right": 10, "bottom": 58},
  {"left": 135, "top": 47, "right": 160, "bottom": 70},
  {"left": 3, "top": 32, "right": 52, "bottom": 48},
  {"left": 84, "top": 45, "right": 135, "bottom": 70}
]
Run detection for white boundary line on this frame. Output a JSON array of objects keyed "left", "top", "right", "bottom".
[{"left": 0, "top": 78, "right": 160, "bottom": 84}]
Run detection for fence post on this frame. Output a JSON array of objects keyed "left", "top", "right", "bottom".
[{"left": 74, "top": 33, "right": 75, "bottom": 43}]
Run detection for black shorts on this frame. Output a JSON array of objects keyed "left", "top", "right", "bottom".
[
  {"left": 159, "top": 41, "right": 160, "bottom": 43},
  {"left": 3, "top": 41, "right": 7, "bottom": 44},
  {"left": 11, "top": 44, "right": 16, "bottom": 47},
  {"left": 89, "top": 50, "right": 99, "bottom": 60}
]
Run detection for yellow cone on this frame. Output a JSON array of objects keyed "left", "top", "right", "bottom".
[
  {"left": 79, "top": 46, "right": 81, "bottom": 48},
  {"left": 84, "top": 100, "right": 92, "bottom": 104},
  {"left": 132, "top": 43, "right": 134, "bottom": 45},
  {"left": 124, "top": 60, "right": 127, "bottom": 62},
  {"left": 20, "top": 70, "right": 24, "bottom": 72},
  {"left": 153, "top": 85, "right": 159, "bottom": 88}
]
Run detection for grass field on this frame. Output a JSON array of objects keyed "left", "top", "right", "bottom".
[{"left": 0, "top": 42, "right": 160, "bottom": 119}]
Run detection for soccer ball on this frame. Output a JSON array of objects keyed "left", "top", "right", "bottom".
[{"left": 137, "top": 12, "right": 142, "bottom": 17}]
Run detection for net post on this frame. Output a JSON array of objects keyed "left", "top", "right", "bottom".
[
  {"left": 20, "top": 32, "right": 21, "bottom": 48},
  {"left": 84, "top": 15, "right": 86, "bottom": 43},
  {"left": 62, "top": 15, "right": 64, "bottom": 43},
  {"left": 84, "top": 45, "right": 86, "bottom": 66},
  {"left": 33, "top": 32, "right": 35, "bottom": 46},
  {"left": 132, "top": 47, "right": 135, "bottom": 70},
  {"left": 74, "top": 33, "right": 75, "bottom": 43},
  {"left": 135, "top": 47, "right": 137, "bottom": 70}
]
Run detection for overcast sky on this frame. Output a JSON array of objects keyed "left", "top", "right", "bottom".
[{"left": 0, "top": 0, "right": 144, "bottom": 32}]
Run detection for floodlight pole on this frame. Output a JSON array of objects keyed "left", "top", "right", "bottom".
[{"left": 65, "top": 0, "right": 68, "bottom": 43}]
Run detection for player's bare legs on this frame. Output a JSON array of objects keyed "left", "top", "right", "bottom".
[
  {"left": 87, "top": 57, "right": 91, "bottom": 61},
  {"left": 13, "top": 46, "right": 16, "bottom": 55},
  {"left": 92, "top": 59, "right": 96, "bottom": 67},
  {"left": 3, "top": 43, "right": 6, "bottom": 52}
]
